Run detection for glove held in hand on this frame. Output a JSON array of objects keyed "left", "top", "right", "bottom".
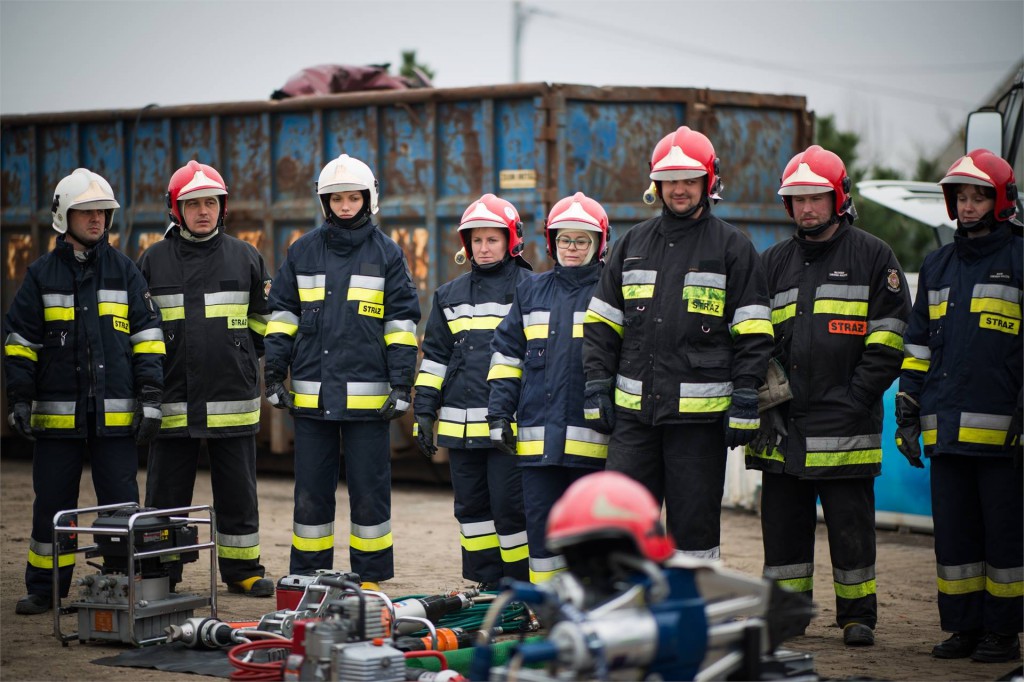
[
  {"left": 378, "top": 386, "right": 411, "bottom": 420},
  {"left": 489, "top": 418, "right": 516, "bottom": 456},
  {"left": 265, "top": 369, "right": 295, "bottom": 410},
  {"left": 583, "top": 378, "right": 616, "bottom": 433},
  {"left": 725, "top": 387, "right": 760, "bottom": 448},
  {"left": 894, "top": 392, "right": 924, "bottom": 467},
  {"left": 414, "top": 415, "right": 437, "bottom": 459},
  {"left": 8, "top": 402, "right": 34, "bottom": 441}
]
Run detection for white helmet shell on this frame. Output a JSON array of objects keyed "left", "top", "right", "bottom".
[
  {"left": 316, "top": 154, "right": 379, "bottom": 216},
  {"left": 51, "top": 168, "right": 120, "bottom": 234}
]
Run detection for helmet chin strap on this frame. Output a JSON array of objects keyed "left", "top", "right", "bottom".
[
  {"left": 797, "top": 213, "right": 839, "bottom": 238},
  {"left": 663, "top": 194, "right": 708, "bottom": 220},
  {"left": 959, "top": 211, "right": 997, "bottom": 233}
]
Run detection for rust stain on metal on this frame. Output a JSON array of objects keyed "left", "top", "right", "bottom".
[
  {"left": 135, "top": 232, "right": 162, "bottom": 256},
  {"left": 389, "top": 226, "right": 430, "bottom": 294},
  {"left": 5, "top": 234, "right": 33, "bottom": 281},
  {"left": 235, "top": 229, "right": 264, "bottom": 251}
]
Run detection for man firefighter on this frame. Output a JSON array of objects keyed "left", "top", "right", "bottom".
[
  {"left": 745, "top": 145, "right": 911, "bottom": 646},
  {"left": 582, "top": 126, "right": 774, "bottom": 560},
  {"left": 137, "top": 161, "right": 274, "bottom": 597},
  {"left": 4, "top": 168, "right": 164, "bottom": 614}
]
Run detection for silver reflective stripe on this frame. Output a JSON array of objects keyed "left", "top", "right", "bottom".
[
  {"left": 348, "top": 381, "right": 390, "bottom": 395},
  {"left": 32, "top": 400, "right": 75, "bottom": 414},
  {"left": 973, "top": 283, "right": 1021, "bottom": 303},
  {"left": 573, "top": 311, "right": 586, "bottom": 324},
  {"left": 162, "top": 402, "right": 188, "bottom": 415},
  {"left": 679, "top": 546, "right": 720, "bottom": 560},
  {"left": 928, "top": 288, "right": 950, "bottom": 305},
  {"left": 518, "top": 426, "right": 545, "bottom": 441},
  {"left": 440, "top": 406, "right": 467, "bottom": 422},
  {"left": 960, "top": 412, "right": 1012, "bottom": 430},
  {"left": 565, "top": 425, "right": 609, "bottom": 445},
  {"left": 921, "top": 414, "right": 937, "bottom": 430},
  {"left": 834, "top": 566, "right": 875, "bottom": 583},
  {"left": 905, "top": 344, "right": 931, "bottom": 360},
  {"left": 104, "top": 398, "right": 135, "bottom": 412},
  {"left": 764, "top": 563, "right": 814, "bottom": 580},
  {"left": 206, "top": 291, "right": 249, "bottom": 305},
  {"left": 587, "top": 297, "right": 624, "bottom": 325},
  {"left": 466, "top": 407, "right": 489, "bottom": 422},
  {"left": 296, "top": 274, "right": 326, "bottom": 289},
  {"left": 207, "top": 398, "right": 261, "bottom": 414},
  {"left": 218, "top": 531, "right": 260, "bottom": 547},
  {"left": 937, "top": 562, "right": 985, "bottom": 580},
  {"left": 42, "top": 293, "right": 74, "bottom": 307},
  {"left": 868, "top": 317, "right": 908, "bottom": 334},
  {"left": 153, "top": 293, "right": 184, "bottom": 308},
  {"left": 489, "top": 353, "right": 522, "bottom": 370},
  {"left": 385, "top": 319, "right": 416, "bottom": 334},
  {"left": 489, "top": 427, "right": 503, "bottom": 440},
  {"left": 294, "top": 521, "right": 333, "bottom": 538},
  {"left": 805, "top": 434, "right": 882, "bottom": 451},
  {"left": 679, "top": 382, "right": 733, "bottom": 398},
  {"left": 420, "top": 359, "right": 449, "bottom": 376},
  {"left": 350, "top": 274, "right": 384, "bottom": 290},
  {"left": 732, "top": 304, "right": 771, "bottom": 324},
  {"left": 97, "top": 289, "right": 128, "bottom": 304},
  {"left": 270, "top": 310, "right": 300, "bottom": 324},
  {"left": 30, "top": 539, "right": 55, "bottom": 556},
  {"left": 987, "top": 564, "right": 1023, "bottom": 583},
  {"left": 352, "top": 520, "right": 391, "bottom": 538},
  {"left": 143, "top": 406, "right": 161, "bottom": 419},
  {"left": 461, "top": 520, "right": 496, "bottom": 536},
  {"left": 474, "top": 301, "right": 512, "bottom": 317},
  {"left": 530, "top": 555, "right": 567, "bottom": 572},
  {"left": 292, "top": 380, "right": 322, "bottom": 394},
  {"left": 623, "top": 269, "right": 657, "bottom": 285},
  {"left": 499, "top": 530, "right": 528, "bottom": 548},
  {"left": 815, "top": 284, "right": 869, "bottom": 300},
  {"left": 130, "top": 328, "right": 164, "bottom": 343},
  {"left": 616, "top": 375, "right": 643, "bottom": 394},
  {"left": 684, "top": 272, "right": 726, "bottom": 288},
  {"left": 523, "top": 310, "right": 551, "bottom": 326},
  {"left": 771, "top": 288, "right": 800, "bottom": 308},
  {"left": 5, "top": 332, "right": 41, "bottom": 350},
  {"left": 444, "top": 303, "right": 476, "bottom": 320}
]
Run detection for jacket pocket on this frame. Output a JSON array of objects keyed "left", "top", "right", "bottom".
[
  {"left": 298, "top": 306, "right": 321, "bottom": 334},
  {"left": 686, "top": 349, "right": 732, "bottom": 381}
]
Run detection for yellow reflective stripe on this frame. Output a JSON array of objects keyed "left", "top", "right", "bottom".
[
  {"left": 133, "top": 340, "right": 166, "bottom": 354},
  {"left": 866, "top": 330, "right": 904, "bottom": 350},
  {"left": 516, "top": 439, "right": 544, "bottom": 456},
  {"left": 347, "top": 395, "right": 388, "bottom": 410},
  {"left": 806, "top": 448, "right": 882, "bottom": 467},
  {"left": 438, "top": 421, "right": 465, "bottom": 438},
  {"left": 461, "top": 533, "right": 500, "bottom": 552},
  {"left": 248, "top": 316, "right": 268, "bottom": 336},
  {"left": 564, "top": 439, "right": 608, "bottom": 459},
  {"left": 448, "top": 317, "right": 503, "bottom": 334},
  {"left": 347, "top": 287, "right": 383, "bottom": 304},
  {"left": 572, "top": 323, "right": 583, "bottom": 338},
  {"left": 217, "top": 544, "right": 261, "bottom": 560},
  {"left": 30, "top": 414, "right": 75, "bottom": 429},
  {"left": 746, "top": 444, "right": 785, "bottom": 462},
  {"left": 206, "top": 304, "right": 248, "bottom": 317},
  {"left": 266, "top": 320, "right": 298, "bottom": 336},
  {"left": 4, "top": 345, "right": 38, "bottom": 362},
  {"left": 987, "top": 576, "right": 1024, "bottom": 598},
  {"left": 466, "top": 422, "right": 490, "bottom": 438},
  {"left": 682, "top": 285, "right": 725, "bottom": 302},
  {"left": 208, "top": 410, "right": 260, "bottom": 428},
  {"left": 384, "top": 331, "right": 417, "bottom": 347},
  {"left": 292, "top": 533, "right": 334, "bottom": 552},
  {"left": 813, "top": 300, "right": 868, "bottom": 316},
  {"left": 902, "top": 357, "right": 930, "bottom": 372},
  {"left": 732, "top": 319, "right": 774, "bottom": 336},
  {"left": 28, "top": 549, "right": 76, "bottom": 569},
  {"left": 615, "top": 389, "right": 642, "bottom": 410},
  {"left": 958, "top": 427, "right": 1007, "bottom": 445},
  {"left": 161, "top": 307, "right": 185, "bottom": 321},
  {"left": 622, "top": 284, "right": 655, "bottom": 299},
  {"left": 293, "top": 393, "right": 319, "bottom": 408},
  {"left": 971, "top": 297, "right": 1022, "bottom": 319},
  {"left": 44, "top": 307, "right": 75, "bottom": 322},
  {"left": 415, "top": 373, "right": 445, "bottom": 389},
  {"left": 679, "top": 396, "right": 730, "bottom": 413},
  {"left": 922, "top": 429, "right": 937, "bottom": 445},
  {"left": 772, "top": 304, "right": 796, "bottom": 325},
  {"left": 583, "top": 310, "right": 623, "bottom": 337},
  {"left": 776, "top": 577, "right": 813, "bottom": 593},
  {"left": 928, "top": 302, "right": 947, "bottom": 320},
  {"left": 530, "top": 567, "right": 566, "bottom": 583},
  {"left": 97, "top": 302, "right": 128, "bottom": 317},
  {"left": 350, "top": 531, "right": 393, "bottom": 553},
  {"left": 501, "top": 545, "right": 529, "bottom": 564},
  {"left": 834, "top": 579, "right": 876, "bottom": 600},
  {"left": 524, "top": 325, "right": 549, "bottom": 340},
  {"left": 487, "top": 364, "right": 523, "bottom": 381},
  {"left": 298, "top": 288, "right": 326, "bottom": 302},
  {"left": 162, "top": 414, "right": 188, "bottom": 429},
  {"left": 937, "top": 575, "right": 986, "bottom": 595},
  {"left": 105, "top": 412, "right": 133, "bottom": 427}
]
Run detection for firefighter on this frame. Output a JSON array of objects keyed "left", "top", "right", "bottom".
[
  {"left": 3, "top": 169, "right": 164, "bottom": 615},
  {"left": 896, "top": 149, "right": 1022, "bottom": 662},
  {"left": 413, "top": 194, "right": 533, "bottom": 587},
  {"left": 263, "top": 154, "right": 420, "bottom": 590},
  {"left": 487, "top": 192, "right": 609, "bottom": 583},
  {"left": 745, "top": 146, "right": 910, "bottom": 647},
  {"left": 582, "top": 126, "right": 773, "bottom": 560},
  {"left": 137, "top": 161, "right": 273, "bottom": 597}
]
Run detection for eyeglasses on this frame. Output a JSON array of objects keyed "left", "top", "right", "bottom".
[{"left": 555, "top": 236, "right": 593, "bottom": 250}]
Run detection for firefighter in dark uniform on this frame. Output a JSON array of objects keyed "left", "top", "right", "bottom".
[
  {"left": 896, "top": 149, "right": 1023, "bottom": 662},
  {"left": 4, "top": 168, "right": 164, "bottom": 615},
  {"left": 487, "top": 193, "right": 609, "bottom": 583},
  {"left": 745, "top": 146, "right": 911, "bottom": 647},
  {"left": 582, "top": 126, "right": 774, "bottom": 560},
  {"left": 413, "top": 194, "right": 533, "bottom": 587},
  {"left": 137, "top": 161, "right": 273, "bottom": 597},
  {"left": 264, "top": 154, "right": 420, "bottom": 591}
]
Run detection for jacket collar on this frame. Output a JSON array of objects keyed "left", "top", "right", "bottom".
[
  {"left": 56, "top": 231, "right": 109, "bottom": 265},
  {"left": 793, "top": 218, "right": 851, "bottom": 260},
  {"left": 324, "top": 220, "right": 374, "bottom": 252},
  {"left": 554, "top": 261, "right": 602, "bottom": 287},
  {"left": 954, "top": 222, "right": 1012, "bottom": 261}
]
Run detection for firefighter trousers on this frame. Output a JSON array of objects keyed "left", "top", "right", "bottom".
[
  {"left": 26, "top": 412, "right": 138, "bottom": 597},
  {"left": 521, "top": 466, "right": 596, "bottom": 583},
  {"left": 760, "top": 472, "right": 877, "bottom": 629},
  {"left": 607, "top": 415, "right": 727, "bottom": 558},
  {"left": 449, "top": 447, "right": 528, "bottom": 584},
  {"left": 145, "top": 436, "right": 264, "bottom": 585},
  {"left": 290, "top": 417, "right": 393, "bottom": 581},
  {"left": 931, "top": 454, "right": 1023, "bottom": 634}
]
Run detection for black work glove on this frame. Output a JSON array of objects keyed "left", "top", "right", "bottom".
[
  {"left": 133, "top": 386, "right": 162, "bottom": 446},
  {"left": 7, "top": 401, "right": 34, "bottom": 441},
  {"left": 377, "top": 386, "right": 411, "bottom": 420},
  {"left": 583, "top": 378, "right": 616, "bottom": 433},
  {"left": 894, "top": 392, "right": 924, "bottom": 468},
  {"left": 749, "top": 405, "right": 788, "bottom": 457},
  {"left": 489, "top": 418, "right": 516, "bottom": 456},
  {"left": 413, "top": 415, "right": 437, "bottom": 459},
  {"left": 265, "top": 368, "right": 294, "bottom": 410},
  {"left": 724, "top": 388, "right": 760, "bottom": 448}
]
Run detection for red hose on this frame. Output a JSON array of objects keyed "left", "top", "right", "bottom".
[
  {"left": 227, "top": 639, "right": 291, "bottom": 681},
  {"left": 405, "top": 648, "right": 448, "bottom": 669}
]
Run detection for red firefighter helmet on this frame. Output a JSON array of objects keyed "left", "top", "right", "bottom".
[
  {"left": 458, "top": 194, "right": 526, "bottom": 261},
  {"left": 167, "top": 161, "right": 228, "bottom": 228},
  {"left": 546, "top": 471, "right": 675, "bottom": 563},
  {"left": 777, "top": 145, "right": 853, "bottom": 219},
  {"left": 649, "top": 126, "right": 722, "bottom": 197},
  {"left": 545, "top": 192, "right": 609, "bottom": 261},
  {"left": 938, "top": 148, "right": 1019, "bottom": 222}
]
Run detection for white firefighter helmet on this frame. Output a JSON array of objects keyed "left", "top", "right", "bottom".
[
  {"left": 316, "top": 154, "right": 379, "bottom": 217},
  {"left": 51, "top": 168, "right": 120, "bottom": 234}
]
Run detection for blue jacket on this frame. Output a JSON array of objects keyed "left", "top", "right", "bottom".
[
  {"left": 899, "top": 224, "right": 1023, "bottom": 457},
  {"left": 263, "top": 221, "right": 420, "bottom": 421},
  {"left": 3, "top": 234, "right": 165, "bottom": 437},
  {"left": 488, "top": 263, "right": 607, "bottom": 468}
]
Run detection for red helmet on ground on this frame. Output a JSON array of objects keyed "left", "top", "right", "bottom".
[
  {"left": 458, "top": 194, "right": 526, "bottom": 262},
  {"left": 545, "top": 192, "right": 609, "bottom": 263},
  {"left": 167, "top": 161, "right": 228, "bottom": 228},
  {"left": 938, "top": 148, "right": 1019, "bottom": 222},
  {"left": 649, "top": 126, "right": 722, "bottom": 198},
  {"left": 546, "top": 471, "right": 675, "bottom": 563},
  {"left": 777, "top": 145, "right": 853, "bottom": 219}
]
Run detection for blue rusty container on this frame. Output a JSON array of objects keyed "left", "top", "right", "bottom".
[{"left": 1, "top": 82, "right": 812, "bottom": 458}]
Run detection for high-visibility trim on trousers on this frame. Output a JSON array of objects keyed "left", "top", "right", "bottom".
[{"left": 293, "top": 521, "right": 334, "bottom": 553}]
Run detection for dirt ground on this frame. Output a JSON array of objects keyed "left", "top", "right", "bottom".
[{"left": 0, "top": 453, "right": 1018, "bottom": 682}]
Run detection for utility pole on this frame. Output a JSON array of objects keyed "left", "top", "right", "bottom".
[{"left": 513, "top": 1, "right": 525, "bottom": 83}]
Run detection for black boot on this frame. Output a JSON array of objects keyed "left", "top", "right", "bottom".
[
  {"left": 15, "top": 593, "right": 53, "bottom": 615},
  {"left": 970, "top": 632, "right": 1021, "bottom": 663},
  {"left": 932, "top": 631, "right": 981, "bottom": 659}
]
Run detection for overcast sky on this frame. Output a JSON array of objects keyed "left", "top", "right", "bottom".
[{"left": 1, "top": 0, "right": 1021, "bottom": 174}]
